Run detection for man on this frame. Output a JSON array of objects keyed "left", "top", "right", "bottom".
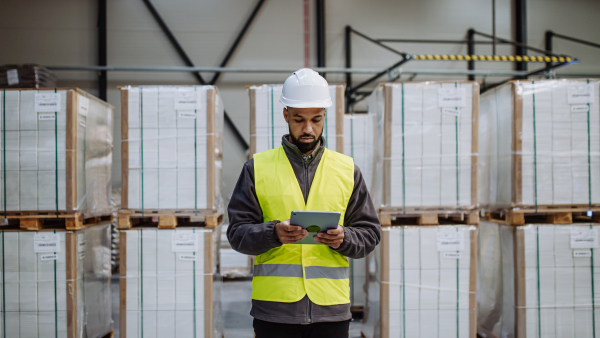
[{"left": 227, "top": 68, "right": 380, "bottom": 338}]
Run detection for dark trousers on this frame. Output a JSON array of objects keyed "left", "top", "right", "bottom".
[{"left": 253, "top": 318, "right": 350, "bottom": 338}]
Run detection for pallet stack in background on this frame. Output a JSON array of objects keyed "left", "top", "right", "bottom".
[
  {"left": 119, "top": 85, "right": 224, "bottom": 228},
  {"left": 118, "top": 85, "right": 225, "bottom": 338},
  {"left": 362, "top": 81, "right": 480, "bottom": 338},
  {"left": 344, "top": 112, "right": 374, "bottom": 315},
  {"left": 478, "top": 79, "right": 600, "bottom": 337},
  {"left": 247, "top": 84, "right": 345, "bottom": 156},
  {"left": 0, "top": 87, "right": 114, "bottom": 337}
]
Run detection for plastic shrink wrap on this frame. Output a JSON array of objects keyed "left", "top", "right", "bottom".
[
  {"left": 478, "top": 79, "right": 600, "bottom": 212},
  {"left": 119, "top": 225, "right": 223, "bottom": 338},
  {"left": 0, "top": 222, "right": 112, "bottom": 338},
  {"left": 247, "top": 84, "right": 345, "bottom": 156},
  {"left": 362, "top": 225, "right": 477, "bottom": 338},
  {"left": 120, "top": 86, "right": 223, "bottom": 214},
  {"left": 478, "top": 221, "right": 600, "bottom": 338},
  {"left": 368, "top": 82, "right": 479, "bottom": 213},
  {"left": 0, "top": 88, "right": 113, "bottom": 218}
]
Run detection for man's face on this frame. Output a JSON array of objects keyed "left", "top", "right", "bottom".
[{"left": 283, "top": 107, "right": 325, "bottom": 154}]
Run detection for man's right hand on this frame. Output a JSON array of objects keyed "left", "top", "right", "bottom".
[{"left": 274, "top": 220, "right": 308, "bottom": 244}]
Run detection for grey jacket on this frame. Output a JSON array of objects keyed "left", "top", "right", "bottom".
[{"left": 227, "top": 135, "right": 381, "bottom": 324}]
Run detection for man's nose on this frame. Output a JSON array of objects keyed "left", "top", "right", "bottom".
[{"left": 302, "top": 122, "right": 313, "bottom": 134}]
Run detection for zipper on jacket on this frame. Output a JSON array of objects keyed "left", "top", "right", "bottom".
[
  {"left": 303, "top": 157, "right": 309, "bottom": 201},
  {"left": 307, "top": 298, "right": 312, "bottom": 323}
]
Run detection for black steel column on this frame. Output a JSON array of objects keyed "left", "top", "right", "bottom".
[
  {"left": 316, "top": 0, "right": 326, "bottom": 72},
  {"left": 467, "top": 28, "right": 475, "bottom": 81},
  {"left": 515, "top": 0, "right": 527, "bottom": 75},
  {"left": 545, "top": 30, "right": 553, "bottom": 69},
  {"left": 345, "top": 25, "right": 352, "bottom": 113},
  {"left": 98, "top": 0, "right": 107, "bottom": 101}
]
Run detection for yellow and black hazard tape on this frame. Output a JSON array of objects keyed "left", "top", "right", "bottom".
[{"left": 411, "top": 54, "right": 573, "bottom": 63}]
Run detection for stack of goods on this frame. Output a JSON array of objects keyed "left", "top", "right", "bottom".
[
  {"left": 0, "top": 64, "right": 57, "bottom": 88},
  {"left": 344, "top": 112, "right": 375, "bottom": 313},
  {"left": 362, "top": 81, "right": 480, "bottom": 338},
  {"left": 479, "top": 79, "right": 600, "bottom": 219},
  {"left": 120, "top": 226, "right": 223, "bottom": 338},
  {"left": 362, "top": 226, "right": 477, "bottom": 338},
  {"left": 0, "top": 87, "right": 113, "bottom": 228},
  {"left": 477, "top": 79, "right": 600, "bottom": 337},
  {"left": 369, "top": 81, "right": 480, "bottom": 225},
  {"left": 119, "top": 85, "right": 224, "bottom": 228},
  {"left": 478, "top": 221, "right": 600, "bottom": 337},
  {"left": 247, "top": 84, "right": 345, "bottom": 156},
  {"left": 0, "top": 223, "right": 113, "bottom": 337}
]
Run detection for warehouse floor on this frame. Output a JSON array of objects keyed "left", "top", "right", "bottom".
[{"left": 110, "top": 276, "right": 362, "bottom": 338}]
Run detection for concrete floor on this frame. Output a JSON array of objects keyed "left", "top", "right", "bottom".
[{"left": 111, "top": 275, "right": 362, "bottom": 338}]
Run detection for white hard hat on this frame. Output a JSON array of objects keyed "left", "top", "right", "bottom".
[{"left": 279, "top": 68, "right": 332, "bottom": 108}]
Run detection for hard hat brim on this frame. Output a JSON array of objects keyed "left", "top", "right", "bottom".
[{"left": 279, "top": 97, "right": 333, "bottom": 109}]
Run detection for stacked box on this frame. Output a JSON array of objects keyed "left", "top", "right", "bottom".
[
  {"left": 362, "top": 226, "right": 477, "bottom": 338},
  {"left": 369, "top": 82, "right": 479, "bottom": 211},
  {"left": 478, "top": 79, "right": 600, "bottom": 211},
  {"left": 478, "top": 221, "right": 600, "bottom": 337},
  {"left": 120, "top": 86, "right": 223, "bottom": 212},
  {"left": 0, "top": 88, "right": 113, "bottom": 217},
  {"left": 120, "top": 226, "right": 223, "bottom": 338},
  {"left": 248, "top": 84, "right": 345, "bottom": 156},
  {"left": 344, "top": 112, "right": 374, "bottom": 191},
  {"left": 0, "top": 222, "right": 112, "bottom": 338}
]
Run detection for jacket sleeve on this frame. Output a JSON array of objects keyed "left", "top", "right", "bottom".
[
  {"left": 227, "top": 159, "right": 283, "bottom": 256},
  {"left": 333, "top": 165, "right": 381, "bottom": 259}
]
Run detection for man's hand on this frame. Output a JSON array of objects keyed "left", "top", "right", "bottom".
[
  {"left": 274, "top": 220, "right": 309, "bottom": 244},
  {"left": 314, "top": 225, "right": 345, "bottom": 249}
]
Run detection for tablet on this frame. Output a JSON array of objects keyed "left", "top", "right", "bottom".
[{"left": 289, "top": 210, "right": 341, "bottom": 245}]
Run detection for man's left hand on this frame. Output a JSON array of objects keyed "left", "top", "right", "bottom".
[{"left": 314, "top": 225, "right": 344, "bottom": 249}]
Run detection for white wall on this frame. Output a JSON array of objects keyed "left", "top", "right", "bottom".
[{"left": 1, "top": 0, "right": 598, "bottom": 213}]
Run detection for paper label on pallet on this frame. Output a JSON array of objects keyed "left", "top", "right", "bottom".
[
  {"left": 171, "top": 233, "right": 198, "bottom": 252},
  {"left": 35, "top": 93, "right": 61, "bottom": 112},
  {"left": 174, "top": 91, "right": 198, "bottom": 110},
  {"left": 78, "top": 96, "right": 89, "bottom": 116},
  {"left": 34, "top": 233, "right": 61, "bottom": 253},
  {"left": 40, "top": 254, "right": 57, "bottom": 261},
  {"left": 178, "top": 111, "right": 197, "bottom": 119},
  {"left": 441, "top": 108, "right": 460, "bottom": 116},
  {"left": 77, "top": 233, "right": 86, "bottom": 253},
  {"left": 79, "top": 120, "right": 86, "bottom": 128},
  {"left": 443, "top": 252, "right": 461, "bottom": 259},
  {"left": 436, "top": 231, "right": 464, "bottom": 251},
  {"left": 38, "top": 113, "right": 56, "bottom": 120},
  {"left": 179, "top": 254, "right": 197, "bottom": 261},
  {"left": 571, "top": 104, "right": 590, "bottom": 113},
  {"left": 568, "top": 83, "right": 594, "bottom": 104},
  {"left": 573, "top": 250, "right": 592, "bottom": 258},
  {"left": 570, "top": 229, "right": 598, "bottom": 249},
  {"left": 438, "top": 87, "right": 466, "bottom": 107},
  {"left": 6, "top": 69, "right": 18, "bottom": 86}
]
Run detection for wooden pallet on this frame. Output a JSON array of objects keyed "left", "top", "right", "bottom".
[
  {"left": 117, "top": 209, "right": 223, "bottom": 229},
  {"left": 379, "top": 207, "right": 479, "bottom": 226},
  {"left": 350, "top": 305, "right": 364, "bottom": 320},
  {"left": 1, "top": 211, "right": 113, "bottom": 231},
  {"left": 484, "top": 209, "right": 600, "bottom": 226},
  {"left": 102, "top": 331, "right": 114, "bottom": 338}
]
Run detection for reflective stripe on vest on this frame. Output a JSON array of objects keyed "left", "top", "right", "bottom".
[{"left": 253, "top": 146, "right": 354, "bottom": 306}]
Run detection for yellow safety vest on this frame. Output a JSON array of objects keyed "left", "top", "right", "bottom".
[{"left": 252, "top": 146, "right": 354, "bottom": 306}]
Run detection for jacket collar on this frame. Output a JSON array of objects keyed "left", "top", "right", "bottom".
[{"left": 281, "top": 134, "right": 325, "bottom": 165}]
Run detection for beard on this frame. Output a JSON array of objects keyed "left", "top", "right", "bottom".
[{"left": 289, "top": 129, "right": 322, "bottom": 154}]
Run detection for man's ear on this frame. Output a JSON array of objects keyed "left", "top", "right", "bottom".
[{"left": 283, "top": 107, "right": 289, "bottom": 123}]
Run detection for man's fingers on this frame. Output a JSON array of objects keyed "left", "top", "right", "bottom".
[
  {"left": 317, "top": 232, "right": 341, "bottom": 240},
  {"left": 282, "top": 224, "right": 303, "bottom": 232}
]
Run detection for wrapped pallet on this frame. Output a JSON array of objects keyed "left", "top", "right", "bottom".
[
  {"left": 119, "top": 86, "right": 224, "bottom": 227},
  {"left": 119, "top": 226, "right": 223, "bottom": 338},
  {"left": 478, "top": 79, "right": 600, "bottom": 213},
  {"left": 478, "top": 220, "right": 600, "bottom": 337},
  {"left": 0, "top": 222, "right": 113, "bottom": 338},
  {"left": 362, "top": 225, "right": 477, "bottom": 338},
  {"left": 369, "top": 82, "right": 479, "bottom": 224},
  {"left": 0, "top": 64, "right": 57, "bottom": 89},
  {"left": 0, "top": 88, "right": 113, "bottom": 224},
  {"left": 343, "top": 112, "right": 375, "bottom": 311},
  {"left": 247, "top": 84, "right": 345, "bottom": 156}
]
